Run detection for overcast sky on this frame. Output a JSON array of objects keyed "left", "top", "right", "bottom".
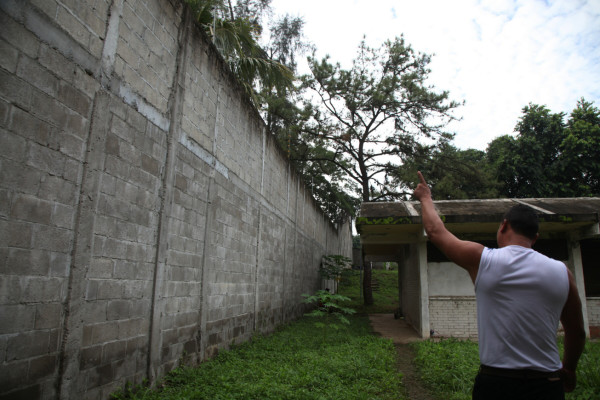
[{"left": 268, "top": 0, "right": 600, "bottom": 150}]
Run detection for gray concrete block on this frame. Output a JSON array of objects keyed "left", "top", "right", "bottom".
[
  {"left": 0, "top": 359, "right": 30, "bottom": 393},
  {"left": 28, "top": 354, "right": 57, "bottom": 382},
  {"left": 79, "top": 345, "right": 102, "bottom": 370},
  {"left": 10, "top": 194, "right": 52, "bottom": 225},
  {"left": 34, "top": 303, "right": 62, "bottom": 330},
  {"left": 32, "top": 224, "right": 72, "bottom": 253},
  {"left": 5, "top": 329, "right": 50, "bottom": 361},
  {"left": 102, "top": 340, "right": 127, "bottom": 364},
  {"left": 38, "top": 174, "right": 78, "bottom": 205},
  {"left": 107, "top": 299, "right": 131, "bottom": 321},
  {"left": 55, "top": 6, "right": 91, "bottom": 50}
]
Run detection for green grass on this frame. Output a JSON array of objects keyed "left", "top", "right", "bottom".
[
  {"left": 113, "top": 315, "right": 405, "bottom": 400},
  {"left": 338, "top": 269, "right": 399, "bottom": 314},
  {"left": 411, "top": 338, "right": 600, "bottom": 400}
]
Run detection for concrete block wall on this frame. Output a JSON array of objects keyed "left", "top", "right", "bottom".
[
  {"left": 0, "top": 1, "right": 352, "bottom": 399},
  {"left": 429, "top": 297, "right": 478, "bottom": 338},
  {"left": 587, "top": 298, "right": 600, "bottom": 336}
]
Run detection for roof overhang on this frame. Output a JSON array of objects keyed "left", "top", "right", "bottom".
[{"left": 356, "top": 198, "right": 600, "bottom": 258}]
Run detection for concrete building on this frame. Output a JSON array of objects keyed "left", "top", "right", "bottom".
[{"left": 356, "top": 198, "right": 600, "bottom": 339}]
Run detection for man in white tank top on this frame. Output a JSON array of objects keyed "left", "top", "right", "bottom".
[{"left": 413, "top": 172, "right": 586, "bottom": 400}]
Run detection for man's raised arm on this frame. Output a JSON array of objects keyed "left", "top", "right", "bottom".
[{"left": 414, "top": 172, "right": 483, "bottom": 282}]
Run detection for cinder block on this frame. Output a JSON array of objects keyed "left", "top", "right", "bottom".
[
  {"left": 0, "top": 37, "right": 19, "bottom": 73},
  {"left": 0, "top": 359, "right": 30, "bottom": 393},
  {"left": 5, "top": 329, "right": 50, "bottom": 361},
  {"left": 32, "top": 224, "right": 72, "bottom": 253},
  {"left": 80, "top": 345, "right": 102, "bottom": 370},
  {"left": 28, "top": 354, "right": 57, "bottom": 381},
  {"left": 51, "top": 203, "right": 75, "bottom": 229},
  {"left": 117, "top": 318, "right": 147, "bottom": 340},
  {"left": 34, "top": 303, "right": 62, "bottom": 329},
  {"left": 107, "top": 300, "right": 131, "bottom": 321},
  {"left": 10, "top": 194, "right": 52, "bottom": 225},
  {"left": 55, "top": 6, "right": 91, "bottom": 49},
  {"left": 51, "top": 130, "right": 86, "bottom": 161},
  {"left": 96, "top": 280, "right": 123, "bottom": 300},
  {"left": 85, "top": 363, "right": 114, "bottom": 390},
  {"left": 80, "top": 300, "right": 107, "bottom": 325},
  {"left": 30, "top": 87, "right": 71, "bottom": 129},
  {"left": 88, "top": 258, "right": 114, "bottom": 279},
  {"left": 23, "top": 276, "right": 65, "bottom": 303},
  {"left": 102, "top": 340, "right": 127, "bottom": 364},
  {"left": 141, "top": 153, "right": 160, "bottom": 177},
  {"left": 0, "top": 129, "right": 28, "bottom": 164},
  {"left": 17, "top": 54, "right": 59, "bottom": 97},
  {"left": 91, "top": 321, "right": 119, "bottom": 345},
  {"left": 27, "top": 142, "right": 66, "bottom": 178}
]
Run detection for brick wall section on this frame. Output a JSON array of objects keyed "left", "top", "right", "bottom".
[
  {"left": 429, "top": 297, "right": 478, "bottom": 338},
  {"left": 588, "top": 298, "right": 600, "bottom": 330},
  {"left": 0, "top": 1, "right": 352, "bottom": 398}
]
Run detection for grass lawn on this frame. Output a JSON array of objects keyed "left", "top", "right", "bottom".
[
  {"left": 411, "top": 338, "right": 600, "bottom": 400},
  {"left": 338, "top": 269, "right": 399, "bottom": 314},
  {"left": 112, "top": 315, "right": 405, "bottom": 400}
]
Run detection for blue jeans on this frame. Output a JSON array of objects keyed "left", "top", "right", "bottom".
[{"left": 472, "top": 372, "right": 565, "bottom": 400}]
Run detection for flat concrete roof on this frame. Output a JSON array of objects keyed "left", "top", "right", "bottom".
[{"left": 357, "top": 198, "right": 600, "bottom": 255}]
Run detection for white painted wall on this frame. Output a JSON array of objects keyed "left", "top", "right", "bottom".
[{"left": 428, "top": 262, "right": 475, "bottom": 296}]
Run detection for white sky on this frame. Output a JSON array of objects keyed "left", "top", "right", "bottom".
[{"left": 268, "top": 0, "right": 600, "bottom": 150}]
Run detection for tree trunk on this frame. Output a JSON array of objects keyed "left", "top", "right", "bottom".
[{"left": 362, "top": 258, "right": 373, "bottom": 306}]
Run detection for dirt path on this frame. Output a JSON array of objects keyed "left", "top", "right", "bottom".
[
  {"left": 395, "top": 343, "right": 436, "bottom": 400},
  {"left": 368, "top": 314, "right": 436, "bottom": 400}
]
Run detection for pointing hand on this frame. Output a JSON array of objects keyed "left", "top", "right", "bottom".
[{"left": 413, "top": 171, "right": 432, "bottom": 201}]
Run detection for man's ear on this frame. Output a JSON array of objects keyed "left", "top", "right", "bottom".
[
  {"left": 530, "top": 233, "right": 539, "bottom": 247},
  {"left": 499, "top": 219, "right": 509, "bottom": 233}
]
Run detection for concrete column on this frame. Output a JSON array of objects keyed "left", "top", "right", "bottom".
[
  {"left": 395, "top": 246, "right": 405, "bottom": 317},
  {"left": 58, "top": 92, "right": 111, "bottom": 399},
  {"left": 567, "top": 237, "right": 590, "bottom": 337},
  {"left": 147, "top": 7, "right": 192, "bottom": 382},
  {"left": 418, "top": 240, "right": 430, "bottom": 339},
  {"left": 198, "top": 78, "right": 223, "bottom": 360}
]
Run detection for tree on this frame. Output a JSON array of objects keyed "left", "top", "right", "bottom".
[
  {"left": 302, "top": 36, "right": 461, "bottom": 203},
  {"left": 396, "top": 142, "right": 500, "bottom": 200},
  {"left": 559, "top": 99, "right": 600, "bottom": 196},
  {"left": 487, "top": 104, "right": 566, "bottom": 197},
  {"left": 302, "top": 37, "right": 460, "bottom": 305},
  {"left": 486, "top": 100, "right": 600, "bottom": 198}
]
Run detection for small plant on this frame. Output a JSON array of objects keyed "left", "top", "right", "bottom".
[{"left": 302, "top": 289, "right": 356, "bottom": 330}]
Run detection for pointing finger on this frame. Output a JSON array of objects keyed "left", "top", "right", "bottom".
[{"left": 417, "top": 171, "right": 427, "bottom": 185}]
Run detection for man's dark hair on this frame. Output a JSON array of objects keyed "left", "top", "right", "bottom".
[{"left": 503, "top": 204, "right": 539, "bottom": 239}]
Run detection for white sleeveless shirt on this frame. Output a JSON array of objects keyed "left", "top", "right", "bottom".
[{"left": 475, "top": 245, "right": 569, "bottom": 371}]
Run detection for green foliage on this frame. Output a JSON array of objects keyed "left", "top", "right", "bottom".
[
  {"left": 397, "top": 141, "right": 500, "bottom": 200},
  {"left": 302, "top": 290, "right": 356, "bottom": 329},
  {"left": 338, "top": 269, "right": 399, "bottom": 314},
  {"left": 559, "top": 99, "right": 600, "bottom": 197},
  {"left": 320, "top": 254, "right": 352, "bottom": 281},
  {"left": 185, "top": 0, "right": 294, "bottom": 108},
  {"left": 486, "top": 98, "right": 600, "bottom": 198},
  {"left": 115, "top": 316, "right": 404, "bottom": 400},
  {"left": 411, "top": 338, "right": 600, "bottom": 400}
]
